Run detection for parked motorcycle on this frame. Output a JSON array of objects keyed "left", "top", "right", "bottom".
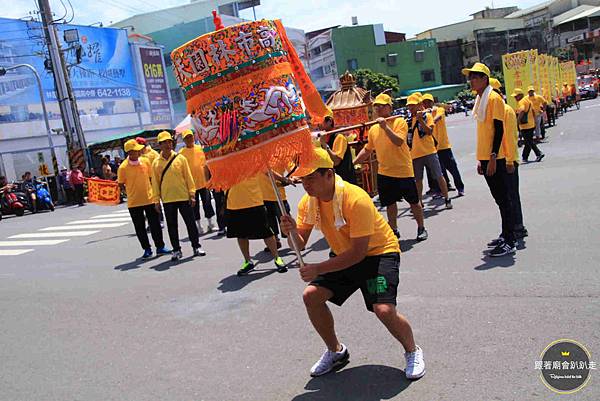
[
  {"left": 0, "top": 186, "right": 26, "bottom": 217},
  {"left": 35, "top": 182, "right": 55, "bottom": 211}
]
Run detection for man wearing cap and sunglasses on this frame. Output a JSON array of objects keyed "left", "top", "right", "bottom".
[
  {"left": 354, "top": 93, "right": 428, "bottom": 241},
  {"left": 463, "top": 62, "right": 516, "bottom": 257},
  {"left": 279, "top": 147, "right": 426, "bottom": 380},
  {"left": 151, "top": 131, "right": 206, "bottom": 261},
  {"left": 118, "top": 139, "right": 171, "bottom": 259},
  {"left": 179, "top": 129, "right": 218, "bottom": 235},
  {"left": 513, "top": 88, "right": 544, "bottom": 163}
]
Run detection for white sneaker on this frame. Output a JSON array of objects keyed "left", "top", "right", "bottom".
[
  {"left": 193, "top": 247, "right": 206, "bottom": 257},
  {"left": 207, "top": 217, "right": 218, "bottom": 232},
  {"left": 405, "top": 345, "right": 426, "bottom": 380},
  {"left": 310, "top": 344, "right": 349, "bottom": 377},
  {"left": 170, "top": 250, "right": 183, "bottom": 262}
]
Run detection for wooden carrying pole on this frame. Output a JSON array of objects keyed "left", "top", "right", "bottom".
[
  {"left": 267, "top": 170, "right": 305, "bottom": 267},
  {"left": 312, "top": 115, "right": 401, "bottom": 138}
]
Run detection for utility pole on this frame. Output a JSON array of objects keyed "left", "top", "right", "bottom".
[{"left": 37, "top": 0, "right": 88, "bottom": 169}]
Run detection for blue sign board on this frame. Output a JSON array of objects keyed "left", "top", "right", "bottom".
[{"left": 0, "top": 17, "right": 138, "bottom": 105}]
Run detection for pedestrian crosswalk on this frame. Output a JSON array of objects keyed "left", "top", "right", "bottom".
[{"left": 0, "top": 209, "right": 132, "bottom": 257}]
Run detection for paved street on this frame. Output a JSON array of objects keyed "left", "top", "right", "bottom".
[{"left": 1, "top": 99, "right": 599, "bottom": 400}]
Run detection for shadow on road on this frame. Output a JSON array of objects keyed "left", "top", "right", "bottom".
[
  {"left": 308, "top": 237, "right": 329, "bottom": 252},
  {"left": 113, "top": 253, "right": 173, "bottom": 271},
  {"left": 291, "top": 364, "right": 411, "bottom": 401},
  {"left": 86, "top": 233, "right": 135, "bottom": 245},
  {"left": 218, "top": 269, "right": 276, "bottom": 293},
  {"left": 474, "top": 254, "right": 516, "bottom": 271},
  {"left": 399, "top": 238, "right": 418, "bottom": 253},
  {"left": 151, "top": 255, "right": 195, "bottom": 272}
]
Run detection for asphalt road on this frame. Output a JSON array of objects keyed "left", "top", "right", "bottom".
[{"left": 1, "top": 98, "right": 599, "bottom": 401}]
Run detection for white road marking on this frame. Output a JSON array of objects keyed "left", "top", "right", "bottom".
[
  {"left": 68, "top": 218, "right": 130, "bottom": 224},
  {"left": 40, "top": 223, "right": 128, "bottom": 230},
  {"left": 0, "top": 249, "right": 34, "bottom": 256},
  {"left": 9, "top": 231, "right": 99, "bottom": 238},
  {"left": 584, "top": 103, "right": 600, "bottom": 108},
  {"left": 91, "top": 214, "right": 129, "bottom": 219},
  {"left": 112, "top": 210, "right": 129, "bottom": 214},
  {"left": 0, "top": 240, "right": 69, "bottom": 246}
]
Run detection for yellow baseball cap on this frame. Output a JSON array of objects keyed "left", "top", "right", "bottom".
[
  {"left": 324, "top": 107, "right": 334, "bottom": 119},
  {"left": 124, "top": 139, "right": 144, "bottom": 153},
  {"left": 527, "top": 85, "right": 535, "bottom": 92},
  {"left": 181, "top": 129, "right": 194, "bottom": 139},
  {"left": 422, "top": 93, "right": 434, "bottom": 102},
  {"left": 373, "top": 93, "right": 393, "bottom": 106},
  {"left": 462, "top": 62, "right": 491, "bottom": 77},
  {"left": 406, "top": 93, "right": 422, "bottom": 106},
  {"left": 291, "top": 148, "right": 334, "bottom": 178},
  {"left": 489, "top": 78, "right": 501, "bottom": 90},
  {"left": 511, "top": 88, "right": 524, "bottom": 97},
  {"left": 157, "top": 131, "right": 173, "bottom": 143}
]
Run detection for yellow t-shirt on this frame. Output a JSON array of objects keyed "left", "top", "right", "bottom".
[
  {"left": 142, "top": 146, "right": 159, "bottom": 164},
  {"left": 517, "top": 97, "right": 536, "bottom": 130},
  {"left": 178, "top": 145, "right": 207, "bottom": 190},
  {"left": 410, "top": 112, "right": 437, "bottom": 159},
  {"left": 476, "top": 91, "right": 506, "bottom": 161},
  {"left": 227, "top": 175, "right": 264, "bottom": 210},
  {"left": 502, "top": 105, "right": 519, "bottom": 165},
  {"left": 117, "top": 157, "right": 154, "bottom": 208},
  {"left": 258, "top": 170, "right": 287, "bottom": 202},
  {"left": 151, "top": 152, "right": 195, "bottom": 203},
  {"left": 331, "top": 134, "right": 348, "bottom": 160},
  {"left": 365, "top": 118, "right": 414, "bottom": 178},
  {"left": 296, "top": 183, "right": 400, "bottom": 257},
  {"left": 432, "top": 106, "right": 451, "bottom": 150},
  {"left": 528, "top": 94, "right": 546, "bottom": 116}
]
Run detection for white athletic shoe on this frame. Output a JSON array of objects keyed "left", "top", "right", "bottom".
[
  {"left": 170, "top": 250, "right": 183, "bottom": 262},
  {"left": 405, "top": 345, "right": 426, "bottom": 380},
  {"left": 310, "top": 344, "right": 349, "bottom": 377}
]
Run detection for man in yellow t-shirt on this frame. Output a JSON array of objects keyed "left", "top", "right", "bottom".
[
  {"left": 527, "top": 86, "right": 546, "bottom": 140},
  {"left": 354, "top": 93, "right": 428, "bottom": 241},
  {"left": 118, "top": 139, "right": 170, "bottom": 259},
  {"left": 406, "top": 93, "right": 452, "bottom": 208},
  {"left": 463, "top": 63, "right": 516, "bottom": 257},
  {"left": 279, "top": 147, "right": 425, "bottom": 380},
  {"left": 319, "top": 113, "right": 357, "bottom": 184},
  {"left": 422, "top": 94, "right": 465, "bottom": 196},
  {"left": 513, "top": 89, "right": 544, "bottom": 163},
  {"left": 136, "top": 137, "right": 159, "bottom": 164},
  {"left": 491, "top": 79, "right": 528, "bottom": 241},
  {"left": 152, "top": 131, "right": 205, "bottom": 261},
  {"left": 179, "top": 129, "right": 217, "bottom": 235},
  {"left": 226, "top": 175, "right": 287, "bottom": 276}
]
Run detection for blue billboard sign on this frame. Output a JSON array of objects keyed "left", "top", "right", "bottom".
[{"left": 0, "top": 17, "right": 138, "bottom": 106}]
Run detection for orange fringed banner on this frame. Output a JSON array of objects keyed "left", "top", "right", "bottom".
[
  {"left": 207, "top": 126, "right": 313, "bottom": 190},
  {"left": 86, "top": 178, "right": 120, "bottom": 205}
]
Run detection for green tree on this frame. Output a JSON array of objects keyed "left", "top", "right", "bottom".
[{"left": 353, "top": 68, "right": 399, "bottom": 96}]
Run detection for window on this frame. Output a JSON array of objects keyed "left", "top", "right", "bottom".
[
  {"left": 347, "top": 58, "right": 358, "bottom": 70},
  {"left": 414, "top": 49, "right": 425, "bottom": 62},
  {"left": 380, "top": 57, "right": 386, "bottom": 62},
  {"left": 387, "top": 53, "right": 398, "bottom": 66},
  {"left": 421, "top": 69, "right": 435, "bottom": 82},
  {"left": 310, "top": 67, "right": 324, "bottom": 79},
  {"left": 170, "top": 88, "right": 184, "bottom": 104}
]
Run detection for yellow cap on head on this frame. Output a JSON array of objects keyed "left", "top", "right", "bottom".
[
  {"left": 157, "top": 131, "right": 173, "bottom": 143},
  {"left": 373, "top": 93, "right": 393, "bottom": 106},
  {"left": 462, "top": 62, "right": 491, "bottom": 77},
  {"left": 511, "top": 88, "right": 524, "bottom": 97},
  {"left": 406, "top": 93, "right": 422, "bottom": 106},
  {"left": 124, "top": 139, "right": 145, "bottom": 153},
  {"left": 422, "top": 93, "right": 434, "bottom": 102},
  {"left": 291, "top": 147, "right": 334, "bottom": 178},
  {"left": 527, "top": 85, "right": 535, "bottom": 92},
  {"left": 324, "top": 107, "right": 334, "bottom": 119},
  {"left": 182, "top": 129, "right": 194, "bottom": 139},
  {"left": 489, "top": 78, "right": 501, "bottom": 90}
]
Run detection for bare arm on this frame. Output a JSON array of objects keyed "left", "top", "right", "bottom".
[
  {"left": 380, "top": 119, "right": 405, "bottom": 146},
  {"left": 353, "top": 146, "right": 373, "bottom": 164}
]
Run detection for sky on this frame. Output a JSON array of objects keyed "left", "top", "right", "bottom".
[{"left": 7, "top": 0, "right": 543, "bottom": 36}]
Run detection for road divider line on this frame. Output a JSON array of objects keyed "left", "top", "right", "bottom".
[
  {"left": 0, "top": 240, "right": 69, "bottom": 246},
  {"left": 0, "top": 249, "right": 34, "bottom": 256},
  {"left": 41, "top": 223, "right": 128, "bottom": 231},
  {"left": 68, "top": 218, "right": 130, "bottom": 224},
  {"left": 9, "top": 231, "right": 100, "bottom": 238}
]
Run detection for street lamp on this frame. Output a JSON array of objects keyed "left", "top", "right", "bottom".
[{"left": 0, "top": 64, "right": 62, "bottom": 199}]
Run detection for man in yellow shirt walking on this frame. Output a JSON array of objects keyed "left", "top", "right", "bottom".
[
  {"left": 118, "top": 139, "right": 171, "bottom": 259},
  {"left": 513, "top": 89, "right": 545, "bottom": 163},
  {"left": 354, "top": 93, "right": 428, "bottom": 241},
  {"left": 179, "top": 129, "right": 217, "bottom": 235},
  {"left": 527, "top": 86, "right": 547, "bottom": 140},
  {"left": 463, "top": 63, "right": 516, "bottom": 257},
  {"left": 280, "top": 147, "right": 425, "bottom": 380},
  {"left": 151, "top": 131, "right": 205, "bottom": 261}
]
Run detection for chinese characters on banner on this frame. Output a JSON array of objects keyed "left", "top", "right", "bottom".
[
  {"left": 502, "top": 50, "right": 532, "bottom": 109},
  {"left": 139, "top": 47, "right": 172, "bottom": 124}
]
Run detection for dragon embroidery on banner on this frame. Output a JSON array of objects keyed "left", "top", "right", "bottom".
[{"left": 240, "top": 81, "right": 299, "bottom": 129}]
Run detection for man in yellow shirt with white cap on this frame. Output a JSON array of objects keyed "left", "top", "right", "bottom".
[
  {"left": 280, "top": 147, "right": 425, "bottom": 381},
  {"left": 152, "top": 131, "right": 206, "bottom": 261}
]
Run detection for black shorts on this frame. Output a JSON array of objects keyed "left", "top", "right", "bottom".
[
  {"left": 225, "top": 205, "right": 274, "bottom": 240},
  {"left": 264, "top": 201, "right": 281, "bottom": 236},
  {"left": 310, "top": 252, "right": 400, "bottom": 312},
  {"left": 377, "top": 174, "right": 419, "bottom": 207}
]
